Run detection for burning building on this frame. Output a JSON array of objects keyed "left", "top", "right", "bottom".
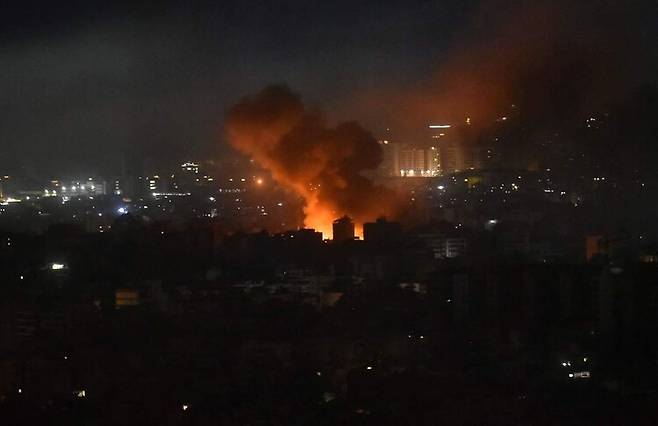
[
  {"left": 332, "top": 216, "right": 355, "bottom": 242},
  {"left": 225, "top": 86, "right": 398, "bottom": 239}
]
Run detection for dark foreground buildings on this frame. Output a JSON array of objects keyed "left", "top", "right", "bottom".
[{"left": 1, "top": 216, "right": 658, "bottom": 425}]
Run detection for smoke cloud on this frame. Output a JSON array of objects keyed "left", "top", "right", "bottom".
[
  {"left": 226, "top": 85, "right": 398, "bottom": 237},
  {"left": 346, "top": 0, "right": 652, "bottom": 144}
]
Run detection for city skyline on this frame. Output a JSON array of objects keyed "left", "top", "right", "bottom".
[{"left": 4, "top": 2, "right": 658, "bottom": 423}]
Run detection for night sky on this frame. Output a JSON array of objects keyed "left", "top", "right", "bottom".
[{"left": 1, "top": 0, "right": 656, "bottom": 177}]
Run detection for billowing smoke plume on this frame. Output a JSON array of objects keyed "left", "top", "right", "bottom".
[{"left": 226, "top": 85, "right": 398, "bottom": 237}]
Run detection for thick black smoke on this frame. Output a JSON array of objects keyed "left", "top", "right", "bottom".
[{"left": 226, "top": 85, "right": 398, "bottom": 236}]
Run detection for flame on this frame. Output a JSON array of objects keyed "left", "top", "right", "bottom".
[
  {"left": 226, "top": 86, "right": 398, "bottom": 240},
  {"left": 354, "top": 223, "right": 363, "bottom": 239},
  {"left": 304, "top": 202, "right": 365, "bottom": 240},
  {"left": 303, "top": 194, "right": 335, "bottom": 239}
]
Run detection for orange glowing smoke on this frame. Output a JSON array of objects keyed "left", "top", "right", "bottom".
[
  {"left": 225, "top": 86, "right": 397, "bottom": 239},
  {"left": 339, "top": 0, "right": 631, "bottom": 146}
]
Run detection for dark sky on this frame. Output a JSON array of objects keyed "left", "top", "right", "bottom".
[{"left": 1, "top": 0, "right": 656, "bottom": 177}]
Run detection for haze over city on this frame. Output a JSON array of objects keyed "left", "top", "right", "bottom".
[
  {"left": 2, "top": 0, "right": 656, "bottom": 174},
  {"left": 1, "top": 1, "right": 658, "bottom": 424}
]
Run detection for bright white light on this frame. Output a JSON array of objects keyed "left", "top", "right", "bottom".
[
  {"left": 316, "top": 371, "right": 322, "bottom": 376},
  {"left": 429, "top": 124, "right": 451, "bottom": 129},
  {"left": 568, "top": 373, "right": 574, "bottom": 378},
  {"left": 420, "top": 335, "right": 425, "bottom": 339},
  {"left": 19, "top": 275, "right": 24, "bottom": 280},
  {"left": 18, "top": 388, "right": 22, "bottom": 394},
  {"left": 437, "top": 185, "right": 445, "bottom": 190},
  {"left": 209, "top": 197, "right": 216, "bottom": 202},
  {"left": 562, "top": 362, "right": 567, "bottom": 367},
  {"left": 366, "top": 366, "right": 372, "bottom": 370},
  {"left": 76, "top": 390, "right": 86, "bottom": 398},
  {"left": 51, "top": 263, "right": 65, "bottom": 270},
  {"left": 182, "top": 405, "right": 189, "bottom": 411},
  {"left": 117, "top": 207, "right": 127, "bottom": 214}
]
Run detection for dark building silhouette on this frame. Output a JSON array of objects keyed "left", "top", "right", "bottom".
[
  {"left": 284, "top": 228, "right": 323, "bottom": 246},
  {"left": 332, "top": 216, "right": 355, "bottom": 242},
  {"left": 363, "top": 217, "right": 403, "bottom": 246}
]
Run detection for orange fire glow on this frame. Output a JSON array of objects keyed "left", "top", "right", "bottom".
[
  {"left": 304, "top": 203, "right": 364, "bottom": 240},
  {"left": 303, "top": 197, "right": 336, "bottom": 239},
  {"left": 226, "top": 86, "right": 398, "bottom": 240}
]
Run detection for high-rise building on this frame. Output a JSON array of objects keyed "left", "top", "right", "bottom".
[
  {"left": 171, "top": 161, "right": 214, "bottom": 195},
  {"left": 363, "top": 217, "right": 402, "bottom": 246},
  {"left": 59, "top": 178, "right": 107, "bottom": 196},
  {"left": 181, "top": 162, "right": 200, "bottom": 174},
  {"left": 378, "top": 141, "right": 439, "bottom": 177},
  {"left": 332, "top": 216, "right": 355, "bottom": 242},
  {"left": 440, "top": 139, "right": 462, "bottom": 173},
  {"left": 113, "top": 179, "right": 122, "bottom": 195},
  {"left": 147, "top": 175, "right": 162, "bottom": 193},
  {"left": 399, "top": 146, "right": 439, "bottom": 177},
  {"left": 428, "top": 123, "right": 484, "bottom": 174},
  {"left": 428, "top": 124, "right": 460, "bottom": 174},
  {"left": 378, "top": 140, "right": 399, "bottom": 177}
]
